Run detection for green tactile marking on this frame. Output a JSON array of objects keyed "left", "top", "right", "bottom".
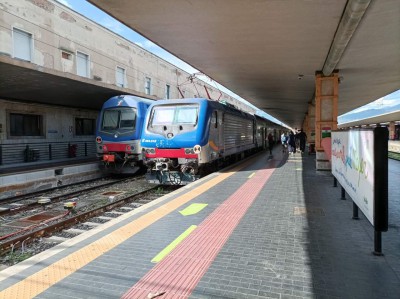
[
  {"left": 179, "top": 203, "right": 208, "bottom": 216},
  {"left": 151, "top": 225, "right": 197, "bottom": 263}
]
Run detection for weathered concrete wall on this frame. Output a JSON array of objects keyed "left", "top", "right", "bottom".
[
  {"left": 0, "top": 0, "right": 255, "bottom": 113},
  {"left": 0, "top": 99, "right": 97, "bottom": 143}
]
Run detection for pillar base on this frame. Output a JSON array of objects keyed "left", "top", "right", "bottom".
[{"left": 316, "top": 151, "right": 331, "bottom": 170}]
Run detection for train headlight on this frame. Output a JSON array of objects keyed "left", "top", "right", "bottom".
[
  {"left": 151, "top": 149, "right": 155, "bottom": 154},
  {"left": 96, "top": 136, "right": 102, "bottom": 143}
]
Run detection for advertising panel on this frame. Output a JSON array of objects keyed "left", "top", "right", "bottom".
[
  {"left": 331, "top": 128, "right": 388, "bottom": 231},
  {"left": 331, "top": 130, "right": 374, "bottom": 224}
]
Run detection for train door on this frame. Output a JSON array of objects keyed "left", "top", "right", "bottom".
[
  {"left": 253, "top": 119, "right": 257, "bottom": 147},
  {"left": 218, "top": 110, "right": 224, "bottom": 153},
  {"left": 209, "top": 110, "right": 222, "bottom": 155},
  {"left": 262, "top": 127, "right": 267, "bottom": 150}
]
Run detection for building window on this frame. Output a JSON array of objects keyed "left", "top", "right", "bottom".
[
  {"left": 116, "top": 66, "right": 125, "bottom": 87},
  {"left": 165, "top": 84, "right": 170, "bottom": 99},
  {"left": 13, "top": 28, "right": 33, "bottom": 62},
  {"left": 10, "top": 113, "right": 43, "bottom": 136},
  {"left": 145, "top": 77, "right": 151, "bottom": 95},
  {"left": 76, "top": 51, "right": 90, "bottom": 78},
  {"left": 75, "top": 118, "right": 95, "bottom": 136}
]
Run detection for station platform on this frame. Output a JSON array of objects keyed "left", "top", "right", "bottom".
[
  {"left": 0, "top": 158, "right": 101, "bottom": 199},
  {"left": 0, "top": 147, "right": 399, "bottom": 299}
]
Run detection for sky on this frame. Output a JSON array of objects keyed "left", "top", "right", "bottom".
[{"left": 56, "top": 0, "right": 399, "bottom": 127}]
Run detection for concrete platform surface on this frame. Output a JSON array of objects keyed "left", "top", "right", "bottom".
[{"left": 0, "top": 148, "right": 399, "bottom": 299}]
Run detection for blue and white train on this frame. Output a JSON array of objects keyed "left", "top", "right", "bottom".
[
  {"left": 95, "top": 95, "right": 153, "bottom": 174},
  {"left": 141, "top": 98, "right": 277, "bottom": 185}
]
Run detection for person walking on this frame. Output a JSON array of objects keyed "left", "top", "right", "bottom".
[
  {"left": 297, "top": 129, "right": 307, "bottom": 153},
  {"left": 287, "top": 131, "right": 296, "bottom": 154},
  {"left": 280, "top": 132, "right": 287, "bottom": 153}
]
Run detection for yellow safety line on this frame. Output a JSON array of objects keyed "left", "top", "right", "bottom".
[
  {"left": 151, "top": 225, "right": 197, "bottom": 263},
  {"left": 0, "top": 159, "right": 254, "bottom": 299},
  {"left": 248, "top": 172, "right": 256, "bottom": 178}
]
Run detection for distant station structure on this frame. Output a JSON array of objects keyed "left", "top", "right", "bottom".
[{"left": 339, "top": 109, "right": 400, "bottom": 153}]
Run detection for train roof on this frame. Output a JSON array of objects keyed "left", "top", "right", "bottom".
[
  {"left": 102, "top": 95, "right": 154, "bottom": 108},
  {"left": 150, "top": 98, "right": 254, "bottom": 118}
]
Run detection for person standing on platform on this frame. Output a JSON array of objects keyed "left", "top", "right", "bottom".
[
  {"left": 281, "top": 132, "right": 287, "bottom": 153},
  {"left": 267, "top": 133, "right": 274, "bottom": 155},
  {"left": 287, "top": 131, "right": 296, "bottom": 154},
  {"left": 297, "top": 129, "right": 307, "bottom": 153}
]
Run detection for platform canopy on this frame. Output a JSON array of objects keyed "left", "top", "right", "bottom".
[{"left": 88, "top": 0, "right": 400, "bottom": 128}]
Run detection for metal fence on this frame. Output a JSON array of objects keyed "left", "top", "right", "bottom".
[{"left": 0, "top": 140, "right": 96, "bottom": 165}]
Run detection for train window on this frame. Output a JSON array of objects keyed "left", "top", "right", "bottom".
[
  {"left": 119, "top": 109, "right": 135, "bottom": 128},
  {"left": 75, "top": 118, "right": 95, "bottom": 135},
  {"left": 101, "top": 108, "right": 136, "bottom": 130},
  {"left": 211, "top": 111, "right": 218, "bottom": 128},
  {"left": 176, "top": 106, "right": 198, "bottom": 125},
  {"left": 150, "top": 105, "right": 198, "bottom": 126},
  {"left": 152, "top": 106, "right": 175, "bottom": 125},
  {"left": 9, "top": 113, "right": 43, "bottom": 136}
]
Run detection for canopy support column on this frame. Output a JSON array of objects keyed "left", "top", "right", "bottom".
[
  {"left": 304, "top": 103, "right": 316, "bottom": 154},
  {"left": 315, "top": 71, "right": 338, "bottom": 170},
  {"left": 389, "top": 121, "right": 396, "bottom": 140}
]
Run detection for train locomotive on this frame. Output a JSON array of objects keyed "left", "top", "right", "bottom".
[
  {"left": 141, "top": 98, "right": 273, "bottom": 185},
  {"left": 95, "top": 95, "right": 153, "bottom": 174}
]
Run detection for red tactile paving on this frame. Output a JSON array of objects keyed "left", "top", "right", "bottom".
[{"left": 122, "top": 161, "right": 278, "bottom": 299}]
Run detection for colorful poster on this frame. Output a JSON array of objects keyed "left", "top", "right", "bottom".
[{"left": 331, "top": 130, "right": 374, "bottom": 225}]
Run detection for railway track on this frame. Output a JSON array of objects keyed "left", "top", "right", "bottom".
[
  {"left": 0, "top": 176, "right": 133, "bottom": 215},
  {"left": 0, "top": 177, "right": 180, "bottom": 266}
]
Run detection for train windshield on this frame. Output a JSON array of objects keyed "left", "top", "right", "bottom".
[
  {"left": 151, "top": 104, "right": 198, "bottom": 126},
  {"left": 101, "top": 107, "right": 136, "bottom": 130}
]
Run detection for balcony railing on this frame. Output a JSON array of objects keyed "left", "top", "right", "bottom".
[{"left": 0, "top": 141, "right": 96, "bottom": 166}]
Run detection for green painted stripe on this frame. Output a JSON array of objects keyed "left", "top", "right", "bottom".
[
  {"left": 179, "top": 203, "right": 208, "bottom": 216},
  {"left": 151, "top": 225, "right": 197, "bottom": 263}
]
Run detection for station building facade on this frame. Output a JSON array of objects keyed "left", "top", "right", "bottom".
[{"left": 0, "top": 0, "right": 255, "bottom": 166}]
